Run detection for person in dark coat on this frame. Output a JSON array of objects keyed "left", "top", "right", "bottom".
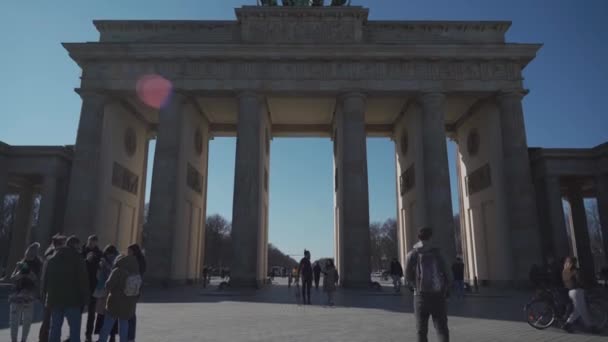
[
  {"left": 451, "top": 257, "right": 465, "bottom": 299},
  {"left": 298, "top": 250, "right": 313, "bottom": 305},
  {"left": 313, "top": 262, "right": 322, "bottom": 290},
  {"left": 81, "top": 235, "right": 102, "bottom": 342},
  {"left": 42, "top": 236, "right": 89, "bottom": 342},
  {"left": 389, "top": 258, "right": 404, "bottom": 293},
  {"left": 127, "top": 244, "right": 146, "bottom": 342},
  {"left": 39, "top": 234, "right": 66, "bottom": 342}
]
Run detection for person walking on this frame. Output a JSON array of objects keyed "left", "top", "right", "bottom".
[
  {"left": 81, "top": 235, "right": 102, "bottom": 342},
  {"left": 562, "top": 256, "right": 598, "bottom": 334},
  {"left": 451, "top": 257, "right": 465, "bottom": 299},
  {"left": 405, "top": 227, "right": 450, "bottom": 342},
  {"left": 126, "top": 244, "right": 146, "bottom": 342},
  {"left": 93, "top": 245, "right": 119, "bottom": 342},
  {"left": 97, "top": 254, "right": 142, "bottom": 342},
  {"left": 39, "top": 234, "right": 66, "bottom": 342},
  {"left": 287, "top": 268, "right": 293, "bottom": 288},
  {"left": 8, "top": 243, "right": 42, "bottom": 342},
  {"left": 389, "top": 257, "right": 404, "bottom": 293},
  {"left": 313, "top": 262, "right": 322, "bottom": 290},
  {"left": 202, "top": 266, "right": 208, "bottom": 288},
  {"left": 42, "top": 236, "right": 89, "bottom": 342},
  {"left": 323, "top": 260, "right": 339, "bottom": 306},
  {"left": 298, "top": 250, "right": 313, "bottom": 305}
]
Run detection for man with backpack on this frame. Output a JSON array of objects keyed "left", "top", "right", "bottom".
[{"left": 405, "top": 227, "right": 450, "bottom": 342}]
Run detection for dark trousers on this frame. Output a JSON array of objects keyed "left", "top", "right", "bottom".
[
  {"left": 94, "top": 313, "right": 117, "bottom": 339},
  {"left": 128, "top": 314, "right": 136, "bottom": 340},
  {"left": 85, "top": 296, "right": 96, "bottom": 339},
  {"left": 414, "top": 294, "right": 449, "bottom": 342},
  {"left": 314, "top": 275, "right": 320, "bottom": 289},
  {"left": 302, "top": 278, "right": 312, "bottom": 304},
  {"left": 39, "top": 306, "right": 51, "bottom": 342}
]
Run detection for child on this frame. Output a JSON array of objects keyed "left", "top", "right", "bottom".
[
  {"left": 323, "top": 260, "right": 339, "bottom": 306},
  {"left": 9, "top": 243, "right": 41, "bottom": 342}
]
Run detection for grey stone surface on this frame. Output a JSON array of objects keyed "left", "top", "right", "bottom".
[
  {"left": 334, "top": 92, "right": 371, "bottom": 287},
  {"left": 6, "top": 185, "right": 34, "bottom": 272},
  {"left": 2, "top": 284, "right": 605, "bottom": 342},
  {"left": 567, "top": 184, "right": 595, "bottom": 280},
  {"left": 537, "top": 176, "right": 569, "bottom": 259},
  {"left": 231, "top": 92, "right": 268, "bottom": 287},
  {"left": 596, "top": 175, "right": 608, "bottom": 265},
  {"left": 497, "top": 91, "right": 542, "bottom": 281},
  {"left": 34, "top": 176, "right": 58, "bottom": 245},
  {"left": 419, "top": 92, "right": 456, "bottom": 263}
]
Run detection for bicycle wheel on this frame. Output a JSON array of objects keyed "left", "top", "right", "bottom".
[
  {"left": 525, "top": 299, "right": 556, "bottom": 329},
  {"left": 588, "top": 300, "right": 608, "bottom": 331}
]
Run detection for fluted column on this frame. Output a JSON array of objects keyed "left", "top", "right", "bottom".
[
  {"left": 595, "top": 175, "right": 608, "bottom": 265},
  {"left": 419, "top": 92, "right": 456, "bottom": 263},
  {"left": 566, "top": 183, "right": 594, "bottom": 282},
  {"left": 146, "top": 93, "right": 186, "bottom": 284},
  {"left": 33, "top": 176, "right": 58, "bottom": 245},
  {"left": 63, "top": 92, "right": 107, "bottom": 238},
  {"left": 333, "top": 92, "right": 371, "bottom": 287},
  {"left": 497, "top": 90, "right": 542, "bottom": 280},
  {"left": 231, "top": 91, "right": 269, "bottom": 288}
]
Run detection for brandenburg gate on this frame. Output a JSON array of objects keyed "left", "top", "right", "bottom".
[{"left": 9, "top": 4, "right": 600, "bottom": 288}]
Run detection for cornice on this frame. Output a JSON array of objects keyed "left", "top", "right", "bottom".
[{"left": 235, "top": 5, "right": 369, "bottom": 20}]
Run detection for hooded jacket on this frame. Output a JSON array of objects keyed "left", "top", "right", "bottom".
[
  {"left": 41, "top": 246, "right": 89, "bottom": 308},
  {"left": 404, "top": 240, "right": 449, "bottom": 295},
  {"left": 105, "top": 255, "right": 140, "bottom": 320}
]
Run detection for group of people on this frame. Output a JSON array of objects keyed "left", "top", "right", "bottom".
[
  {"left": 8, "top": 234, "right": 146, "bottom": 342},
  {"left": 290, "top": 250, "right": 339, "bottom": 306}
]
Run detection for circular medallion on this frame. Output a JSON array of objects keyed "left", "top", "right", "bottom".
[
  {"left": 124, "top": 126, "right": 137, "bottom": 157},
  {"left": 194, "top": 127, "right": 203, "bottom": 156},
  {"left": 400, "top": 130, "right": 409, "bottom": 156},
  {"left": 467, "top": 129, "right": 480, "bottom": 156}
]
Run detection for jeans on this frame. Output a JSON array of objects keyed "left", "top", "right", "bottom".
[
  {"left": 9, "top": 301, "right": 34, "bottom": 342},
  {"left": 98, "top": 315, "right": 128, "bottom": 342},
  {"left": 567, "top": 289, "right": 592, "bottom": 326},
  {"left": 127, "top": 314, "right": 136, "bottom": 340},
  {"left": 49, "top": 307, "right": 82, "bottom": 342},
  {"left": 391, "top": 275, "right": 402, "bottom": 292},
  {"left": 302, "top": 278, "right": 312, "bottom": 304},
  {"left": 85, "top": 296, "right": 97, "bottom": 339},
  {"left": 414, "top": 294, "right": 449, "bottom": 342},
  {"left": 453, "top": 280, "right": 465, "bottom": 298},
  {"left": 39, "top": 306, "right": 51, "bottom": 342}
]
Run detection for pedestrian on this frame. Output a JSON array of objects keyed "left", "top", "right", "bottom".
[
  {"left": 323, "top": 259, "right": 339, "bottom": 306},
  {"left": 39, "top": 234, "right": 66, "bottom": 342},
  {"left": 561, "top": 256, "right": 598, "bottom": 334},
  {"left": 97, "top": 254, "right": 142, "bottom": 342},
  {"left": 287, "top": 268, "right": 293, "bottom": 288},
  {"left": 81, "top": 235, "right": 102, "bottom": 342},
  {"left": 298, "top": 250, "right": 313, "bottom": 305},
  {"left": 451, "top": 257, "right": 465, "bottom": 299},
  {"left": 405, "top": 227, "right": 450, "bottom": 342},
  {"left": 42, "top": 235, "right": 89, "bottom": 342},
  {"left": 202, "top": 266, "right": 208, "bottom": 288},
  {"left": 313, "top": 262, "right": 322, "bottom": 290},
  {"left": 389, "top": 257, "right": 404, "bottom": 293},
  {"left": 126, "top": 244, "right": 146, "bottom": 342},
  {"left": 8, "top": 242, "right": 42, "bottom": 342},
  {"left": 93, "top": 245, "right": 119, "bottom": 342}
]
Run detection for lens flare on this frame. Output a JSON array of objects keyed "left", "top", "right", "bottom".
[{"left": 135, "top": 74, "right": 173, "bottom": 109}]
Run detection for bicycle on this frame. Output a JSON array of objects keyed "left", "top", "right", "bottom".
[{"left": 524, "top": 287, "right": 608, "bottom": 331}]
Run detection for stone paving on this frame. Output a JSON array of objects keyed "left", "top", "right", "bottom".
[{"left": 1, "top": 278, "right": 606, "bottom": 342}]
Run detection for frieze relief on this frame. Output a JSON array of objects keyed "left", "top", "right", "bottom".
[
  {"left": 83, "top": 60, "right": 522, "bottom": 82},
  {"left": 241, "top": 20, "right": 358, "bottom": 43}
]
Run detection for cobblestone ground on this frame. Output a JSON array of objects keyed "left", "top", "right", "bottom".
[{"left": 1, "top": 279, "right": 606, "bottom": 342}]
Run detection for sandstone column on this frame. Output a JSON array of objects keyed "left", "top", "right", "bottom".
[
  {"left": 63, "top": 92, "right": 106, "bottom": 238},
  {"left": 0, "top": 152, "right": 8, "bottom": 229},
  {"left": 7, "top": 185, "right": 34, "bottom": 272},
  {"left": 595, "top": 175, "right": 608, "bottom": 264},
  {"left": 541, "top": 176, "right": 570, "bottom": 259},
  {"left": 34, "top": 176, "right": 58, "bottom": 245},
  {"left": 334, "top": 92, "right": 371, "bottom": 287},
  {"left": 231, "top": 91, "right": 269, "bottom": 287},
  {"left": 419, "top": 92, "right": 456, "bottom": 262},
  {"left": 566, "top": 183, "right": 595, "bottom": 282},
  {"left": 146, "top": 93, "right": 186, "bottom": 284},
  {"left": 497, "top": 91, "right": 542, "bottom": 280}
]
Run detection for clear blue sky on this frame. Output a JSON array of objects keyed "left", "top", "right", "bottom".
[{"left": 1, "top": 0, "right": 607, "bottom": 259}]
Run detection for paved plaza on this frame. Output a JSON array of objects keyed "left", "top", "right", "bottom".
[{"left": 2, "top": 279, "right": 606, "bottom": 342}]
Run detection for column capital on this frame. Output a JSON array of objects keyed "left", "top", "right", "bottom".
[
  {"left": 75, "top": 88, "right": 107, "bottom": 102},
  {"left": 496, "top": 89, "right": 528, "bottom": 103},
  {"left": 338, "top": 91, "right": 367, "bottom": 102},
  {"left": 418, "top": 92, "right": 446, "bottom": 105},
  {"left": 237, "top": 90, "right": 263, "bottom": 101}
]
